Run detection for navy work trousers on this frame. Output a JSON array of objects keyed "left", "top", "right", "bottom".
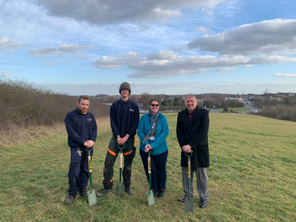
[
  {"left": 140, "top": 149, "right": 168, "bottom": 191},
  {"left": 68, "top": 147, "right": 93, "bottom": 197}
]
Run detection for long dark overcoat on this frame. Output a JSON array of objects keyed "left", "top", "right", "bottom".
[{"left": 176, "top": 106, "right": 210, "bottom": 169}]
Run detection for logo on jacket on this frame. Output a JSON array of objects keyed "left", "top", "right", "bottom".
[
  {"left": 87, "top": 118, "right": 92, "bottom": 122},
  {"left": 129, "top": 108, "right": 134, "bottom": 112}
]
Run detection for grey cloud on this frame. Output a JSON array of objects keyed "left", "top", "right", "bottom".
[
  {"left": 58, "top": 44, "right": 96, "bottom": 53},
  {"left": 188, "top": 19, "right": 296, "bottom": 55},
  {"left": 30, "top": 44, "right": 95, "bottom": 58},
  {"left": 29, "top": 47, "right": 65, "bottom": 57},
  {"left": 92, "top": 50, "right": 296, "bottom": 78},
  {"left": 43, "top": 62, "right": 59, "bottom": 65},
  {"left": 0, "top": 36, "right": 29, "bottom": 49},
  {"left": 92, "top": 56, "right": 127, "bottom": 69},
  {"left": 36, "top": 0, "right": 226, "bottom": 25}
]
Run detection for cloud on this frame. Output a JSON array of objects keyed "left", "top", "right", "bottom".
[
  {"left": 43, "top": 62, "right": 59, "bottom": 65},
  {"left": 92, "top": 50, "right": 296, "bottom": 78},
  {"left": 58, "top": 44, "right": 96, "bottom": 53},
  {"left": 1, "top": 72, "right": 11, "bottom": 77},
  {"left": 29, "top": 47, "right": 65, "bottom": 57},
  {"left": 194, "top": 26, "right": 210, "bottom": 35},
  {"left": 215, "top": 67, "right": 236, "bottom": 72},
  {"left": 0, "top": 36, "right": 28, "bottom": 49},
  {"left": 30, "top": 44, "right": 96, "bottom": 57},
  {"left": 188, "top": 19, "right": 296, "bottom": 55},
  {"left": 275, "top": 73, "right": 296, "bottom": 78},
  {"left": 36, "top": 0, "right": 226, "bottom": 25}
]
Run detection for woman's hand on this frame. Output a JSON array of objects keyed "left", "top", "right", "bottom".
[{"left": 145, "top": 144, "right": 152, "bottom": 153}]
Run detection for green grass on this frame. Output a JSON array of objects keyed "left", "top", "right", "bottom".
[{"left": 1, "top": 114, "right": 296, "bottom": 221}]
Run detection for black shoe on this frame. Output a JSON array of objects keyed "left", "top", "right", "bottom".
[
  {"left": 64, "top": 196, "right": 75, "bottom": 205},
  {"left": 96, "top": 188, "right": 113, "bottom": 197},
  {"left": 178, "top": 195, "right": 193, "bottom": 202},
  {"left": 158, "top": 190, "right": 165, "bottom": 199},
  {"left": 153, "top": 190, "right": 158, "bottom": 197},
  {"left": 80, "top": 188, "right": 87, "bottom": 197},
  {"left": 178, "top": 196, "right": 186, "bottom": 202},
  {"left": 199, "top": 198, "right": 207, "bottom": 208},
  {"left": 125, "top": 187, "right": 135, "bottom": 196}
]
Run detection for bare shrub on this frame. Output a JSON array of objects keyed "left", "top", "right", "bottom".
[{"left": 0, "top": 79, "right": 109, "bottom": 131}]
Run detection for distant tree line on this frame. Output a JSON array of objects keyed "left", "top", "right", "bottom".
[
  {"left": 254, "top": 96, "right": 296, "bottom": 122},
  {"left": 203, "top": 99, "right": 244, "bottom": 109}
]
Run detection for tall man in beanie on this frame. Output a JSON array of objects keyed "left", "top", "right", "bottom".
[
  {"left": 97, "top": 82, "right": 139, "bottom": 197},
  {"left": 64, "top": 95, "right": 97, "bottom": 205}
]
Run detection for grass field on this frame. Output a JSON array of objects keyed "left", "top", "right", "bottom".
[{"left": 1, "top": 113, "right": 296, "bottom": 222}]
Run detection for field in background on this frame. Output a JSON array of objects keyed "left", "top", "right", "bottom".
[{"left": 1, "top": 113, "right": 295, "bottom": 221}]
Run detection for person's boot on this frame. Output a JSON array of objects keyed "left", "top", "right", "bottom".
[
  {"left": 79, "top": 188, "right": 87, "bottom": 197},
  {"left": 158, "top": 190, "right": 165, "bottom": 199},
  {"left": 64, "top": 196, "right": 75, "bottom": 205},
  {"left": 125, "top": 186, "right": 135, "bottom": 196},
  {"left": 96, "top": 188, "right": 113, "bottom": 197}
]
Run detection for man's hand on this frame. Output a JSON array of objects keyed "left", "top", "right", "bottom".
[
  {"left": 84, "top": 140, "right": 94, "bottom": 148},
  {"left": 145, "top": 144, "right": 152, "bottom": 153},
  {"left": 117, "top": 134, "right": 130, "bottom": 145},
  {"left": 182, "top": 144, "right": 192, "bottom": 153}
]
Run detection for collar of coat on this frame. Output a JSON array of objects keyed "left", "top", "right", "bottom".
[{"left": 179, "top": 106, "right": 203, "bottom": 127}]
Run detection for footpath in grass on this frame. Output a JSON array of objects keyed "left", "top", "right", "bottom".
[{"left": 0, "top": 114, "right": 295, "bottom": 221}]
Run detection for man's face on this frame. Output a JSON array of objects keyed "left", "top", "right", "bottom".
[
  {"left": 120, "top": 89, "right": 130, "bottom": 98},
  {"left": 77, "top": 99, "right": 89, "bottom": 114},
  {"left": 185, "top": 96, "right": 197, "bottom": 112}
]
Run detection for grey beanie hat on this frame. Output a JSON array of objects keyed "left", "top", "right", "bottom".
[{"left": 119, "top": 82, "right": 131, "bottom": 94}]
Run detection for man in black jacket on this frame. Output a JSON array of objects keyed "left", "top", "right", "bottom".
[
  {"left": 97, "top": 82, "right": 139, "bottom": 197},
  {"left": 176, "top": 94, "right": 210, "bottom": 208},
  {"left": 64, "top": 95, "right": 97, "bottom": 205}
]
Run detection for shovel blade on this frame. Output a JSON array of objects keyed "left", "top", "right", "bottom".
[
  {"left": 184, "top": 196, "right": 194, "bottom": 213},
  {"left": 87, "top": 189, "right": 97, "bottom": 206},
  {"left": 146, "top": 190, "right": 155, "bottom": 206},
  {"left": 116, "top": 185, "right": 125, "bottom": 196}
]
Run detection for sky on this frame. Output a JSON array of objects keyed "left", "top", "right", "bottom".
[{"left": 1, "top": 0, "right": 296, "bottom": 95}]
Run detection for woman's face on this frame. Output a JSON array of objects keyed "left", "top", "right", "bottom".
[{"left": 150, "top": 101, "right": 159, "bottom": 114}]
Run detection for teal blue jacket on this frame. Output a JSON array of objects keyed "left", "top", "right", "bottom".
[{"left": 137, "top": 113, "right": 169, "bottom": 155}]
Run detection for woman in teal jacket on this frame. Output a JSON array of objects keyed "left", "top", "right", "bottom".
[{"left": 137, "top": 99, "right": 169, "bottom": 198}]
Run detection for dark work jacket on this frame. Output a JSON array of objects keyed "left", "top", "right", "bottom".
[
  {"left": 176, "top": 106, "right": 210, "bottom": 169},
  {"left": 110, "top": 98, "right": 140, "bottom": 138},
  {"left": 65, "top": 108, "right": 97, "bottom": 147}
]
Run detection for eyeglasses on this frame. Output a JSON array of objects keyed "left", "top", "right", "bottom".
[{"left": 150, "top": 104, "right": 159, "bottom": 107}]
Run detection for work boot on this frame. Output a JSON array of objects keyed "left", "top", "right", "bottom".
[
  {"left": 64, "top": 196, "right": 75, "bottom": 205},
  {"left": 125, "top": 187, "right": 135, "bottom": 196},
  {"left": 178, "top": 195, "right": 193, "bottom": 202},
  {"left": 153, "top": 190, "right": 158, "bottom": 197},
  {"left": 96, "top": 188, "right": 113, "bottom": 197},
  {"left": 199, "top": 198, "right": 207, "bottom": 208},
  {"left": 80, "top": 188, "right": 87, "bottom": 197},
  {"left": 158, "top": 190, "right": 165, "bottom": 199}
]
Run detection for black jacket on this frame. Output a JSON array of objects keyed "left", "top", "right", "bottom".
[
  {"left": 65, "top": 108, "right": 97, "bottom": 147},
  {"left": 176, "top": 106, "right": 210, "bottom": 168},
  {"left": 110, "top": 98, "right": 139, "bottom": 138}
]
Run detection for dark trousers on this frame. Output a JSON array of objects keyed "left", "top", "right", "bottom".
[
  {"left": 102, "top": 136, "right": 136, "bottom": 189},
  {"left": 68, "top": 147, "right": 93, "bottom": 197},
  {"left": 140, "top": 149, "right": 168, "bottom": 191}
]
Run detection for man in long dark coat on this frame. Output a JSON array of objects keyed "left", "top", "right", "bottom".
[{"left": 176, "top": 94, "right": 210, "bottom": 208}]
